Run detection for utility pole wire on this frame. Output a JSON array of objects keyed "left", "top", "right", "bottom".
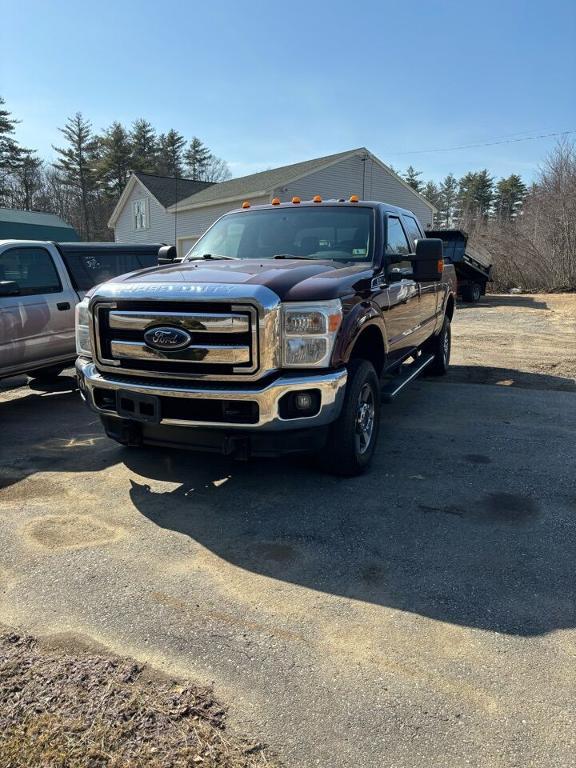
[{"left": 388, "top": 129, "right": 576, "bottom": 156}]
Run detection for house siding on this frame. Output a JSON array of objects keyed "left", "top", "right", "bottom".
[
  {"left": 277, "top": 155, "right": 435, "bottom": 229},
  {"left": 114, "top": 182, "right": 175, "bottom": 244},
  {"left": 112, "top": 155, "right": 435, "bottom": 245},
  {"left": 174, "top": 196, "right": 270, "bottom": 241}
]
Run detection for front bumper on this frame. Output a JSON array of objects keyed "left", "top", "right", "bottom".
[{"left": 76, "top": 358, "right": 347, "bottom": 432}]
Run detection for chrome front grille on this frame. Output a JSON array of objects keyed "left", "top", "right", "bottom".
[
  {"left": 88, "top": 282, "right": 281, "bottom": 382},
  {"left": 107, "top": 310, "right": 250, "bottom": 334},
  {"left": 93, "top": 301, "right": 259, "bottom": 379}
]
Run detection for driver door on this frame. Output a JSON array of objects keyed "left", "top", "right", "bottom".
[
  {"left": 381, "top": 215, "right": 420, "bottom": 363},
  {"left": 0, "top": 245, "right": 76, "bottom": 373}
]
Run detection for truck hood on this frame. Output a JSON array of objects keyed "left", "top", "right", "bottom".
[{"left": 106, "top": 258, "right": 374, "bottom": 301}]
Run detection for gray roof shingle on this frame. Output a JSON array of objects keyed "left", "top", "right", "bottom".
[
  {"left": 135, "top": 173, "right": 213, "bottom": 208},
  {"left": 168, "top": 148, "right": 363, "bottom": 210}
]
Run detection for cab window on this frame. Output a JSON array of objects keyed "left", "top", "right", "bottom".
[
  {"left": 386, "top": 216, "right": 412, "bottom": 273},
  {"left": 0, "top": 247, "right": 62, "bottom": 296},
  {"left": 401, "top": 215, "right": 423, "bottom": 249}
]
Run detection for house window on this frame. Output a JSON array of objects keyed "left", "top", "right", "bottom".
[{"left": 133, "top": 198, "right": 149, "bottom": 230}]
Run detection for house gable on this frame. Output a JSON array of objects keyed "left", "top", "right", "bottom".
[
  {"left": 113, "top": 178, "right": 175, "bottom": 244},
  {"left": 275, "top": 152, "right": 435, "bottom": 228}
]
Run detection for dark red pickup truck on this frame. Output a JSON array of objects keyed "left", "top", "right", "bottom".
[{"left": 75, "top": 198, "right": 456, "bottom": 475}]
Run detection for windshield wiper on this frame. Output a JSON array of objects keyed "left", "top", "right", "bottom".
[
  {"left": 188, "top": 253, "right": 238, "bottom": 261},
  {"left": 272, "top": 253, "right": 314, "bottom": 260}
]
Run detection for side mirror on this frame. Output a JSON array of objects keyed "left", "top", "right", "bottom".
[
  {"left": 0, "top": 280, "right": 20, "bottom": 297},
  {"left": 158, "top": 245, "right": 178, "bottom": 264},
  {"left": 412, "top": 238, "right": 444, "bottom": 281}
]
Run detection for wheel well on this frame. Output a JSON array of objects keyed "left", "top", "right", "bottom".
[
  {"left": 445, "top": 295, "right": 455, "bottom": 321},
  {"left": 348, "top": 325, "right": 385, "bottom": 377}
]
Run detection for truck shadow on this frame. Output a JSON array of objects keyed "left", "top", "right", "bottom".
[
  {"left": 2, "top": 376, "right": 575, "bottom": 638},
  {"left": 123, "top": 391, "right": 576, "bottom": 637},
  {"left": 0, "top": 386, "right": 114, "bottom": 491},
  {"left": 458, "top": 295, "right": 549, "bottom": 310}
]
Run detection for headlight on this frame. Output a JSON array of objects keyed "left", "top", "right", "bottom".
[
  {"left": 281, "top": 300, "right": 342, "bottom": 367},
  {"left": 75, "top": 297, "right": 92, "bottom": 357}
]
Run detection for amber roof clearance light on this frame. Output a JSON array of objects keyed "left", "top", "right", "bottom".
[
  {"left": 242, "top": 201, "right": 250, "bottom": 209},
  {"left": 349, "top": 194, "right": 359, "bottom": 203},
  {"left": 291, "top": 196, "right": 301, "bottom": 204},
  {"left": 271, "top": 197, "right": 280, "bottom": 205},
  {"left": 313, "top": 195, "right": 322, "bottom": 203}
]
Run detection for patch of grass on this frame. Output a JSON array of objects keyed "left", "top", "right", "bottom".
[{"left": 0, "top": 632, "right": 276, "bottom": 767}]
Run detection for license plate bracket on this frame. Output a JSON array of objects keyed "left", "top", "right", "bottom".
[{"left": 116, "top": 390, "right": 161, "bottom": 423}]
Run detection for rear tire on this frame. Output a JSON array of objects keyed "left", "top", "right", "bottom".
[
  {"left": 320, "top": 359, "right": 380, "bottom": 477},
  {"left": 425, "top": 316, "right": 451, "bottom": 376},
  {"left": 462, "top": 283, "right": 481, "bottom": 303},
  {"left": 28, "top": 365, "right": 65, "bottom": 381}
]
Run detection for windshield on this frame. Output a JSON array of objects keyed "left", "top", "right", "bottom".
[
  {"left": 185, "top": 206, "right": 374, "bottom": 262},
  {"left": 62, "top": 250, "right": 158, "bottom": 290}
]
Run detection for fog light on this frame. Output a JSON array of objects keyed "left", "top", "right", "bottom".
[
  {"left": 278, "top": 389, "right": 321, "bottom": 420},
  {"left": 295, "top": 392, "right": 313, "bottom": 411}
]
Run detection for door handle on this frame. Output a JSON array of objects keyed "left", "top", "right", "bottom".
[{"left": 57, "top": 302, "right": 71, "bottom": 311}]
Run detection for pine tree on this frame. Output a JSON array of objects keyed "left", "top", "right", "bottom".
[
  {"left": 438, "top": 173, "right": 459, "bottom": 227},
  {"left": 98, "top": 121, "right": 133, "bottom": 197},
  {"left": 0, "top": 96, "right": 25, "bottom": 202},
  {"left": 403, "top": 165, "right": 423, "bottom": 193},
  {"left": 12, "top": 151, "right": 43, "bottom": 210},
  {"left": 185, "top": 137, "right": 211, "bottom": 180},
  {"left": 53, "top": 112, "right": 99, "bottom": 239},
  {"left": 130, "top": 119, "right": 158, "bottom": 174},
  {"left": 157, "top": 129, "right": 186, "bottom": 177},
  {"left": 422, "top": 181, "right": 441, "bottom": 207},
  {"left": 457, "top": 170, "right": 493, "bottom": 220},
  {"left": 493, "top": 174, "right": 527, "bottom": 220},
  {"left": 0, "top": 96, "right": 21, "bottom": 168}
]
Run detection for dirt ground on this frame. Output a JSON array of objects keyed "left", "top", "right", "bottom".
[
  {"left": 0, "top": 631, "right": 274, "bottom": 767},
  {"left": 447, "top": 293, "right": 576, "bottom": 390},
  {"left": 0, "top": 292, "right": 575, "bottom": 767}
]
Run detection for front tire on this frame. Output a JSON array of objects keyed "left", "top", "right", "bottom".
[{"left": 321, "top": 359, "right": 380, "bottom": 476}]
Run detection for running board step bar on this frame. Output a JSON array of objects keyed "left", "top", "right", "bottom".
[{"left": 381, "top": 354, "right": 435, "bottom": 402}]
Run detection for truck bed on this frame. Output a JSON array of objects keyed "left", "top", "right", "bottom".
[{"left": 426, "top": 229, "right": 492, "bottom": 278}]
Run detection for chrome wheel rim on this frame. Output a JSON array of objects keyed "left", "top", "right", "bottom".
[{"left": 355, "top": 383, "right": 375, "bottom": 455}]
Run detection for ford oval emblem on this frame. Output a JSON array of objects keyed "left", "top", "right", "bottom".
[{"left": 144, "top": 326, "right": 192, "bottom": 351}]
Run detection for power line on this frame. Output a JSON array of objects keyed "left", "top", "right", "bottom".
[{"left": 389, "top": 129, "right": 576, "bottom": 156}]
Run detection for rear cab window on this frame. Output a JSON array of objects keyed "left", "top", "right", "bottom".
[
  {"left": 401, "top": 215, "right": 424, "bottom": 249},
  {"left": 0, "top": 247, "right": 62, "bottom": 295},
  {"left": 61, "top": 250, "right": 158, "bottom": 291}
]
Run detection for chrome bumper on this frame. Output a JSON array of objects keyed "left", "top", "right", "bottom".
[{"left": 76, "top": 359, "right": 347, "bottom": 431}]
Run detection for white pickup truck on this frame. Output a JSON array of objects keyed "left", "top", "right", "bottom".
[{"left": 0, "top": 240, "right": 172, "bottom": 382}]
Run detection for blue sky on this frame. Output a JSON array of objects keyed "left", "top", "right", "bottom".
[{"left": 1, "top": 0, "right": 575, "bottom": 184}]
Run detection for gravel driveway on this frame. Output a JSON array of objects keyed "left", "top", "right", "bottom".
[{"left": 0, "top": 294, "right": 575, "bottom": 767}]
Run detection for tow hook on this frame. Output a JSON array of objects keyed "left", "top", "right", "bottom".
[
  {"left": 121, "top": 421, "right": 142, "bottom": 447},
  {"left": 222, "top": 436, "right": 250, "bottom": 460}
]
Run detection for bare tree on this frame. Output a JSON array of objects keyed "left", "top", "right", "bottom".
[
  {"left": 203, "top": 155, "right": 232, "bottom": 183},
  {"left": 474, "top": 140, "right": 576, "bottom": 291}
]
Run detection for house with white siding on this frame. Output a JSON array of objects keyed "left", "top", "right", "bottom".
[{"left": 109, "top": 148, "right": 436, "bottom": 258}]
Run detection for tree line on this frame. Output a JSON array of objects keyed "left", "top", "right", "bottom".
[
  {"left": 400, "top": 165, "right": 527, "bottom": 227},
  {"left": 0, "top": 96, "right": 231, "bottom": 240},
  {"left": 1, "top": 96, "right": 575, "bottom": 291},
  {"left": 396, "top": 151, "right": 575, "bottom": 292}
]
